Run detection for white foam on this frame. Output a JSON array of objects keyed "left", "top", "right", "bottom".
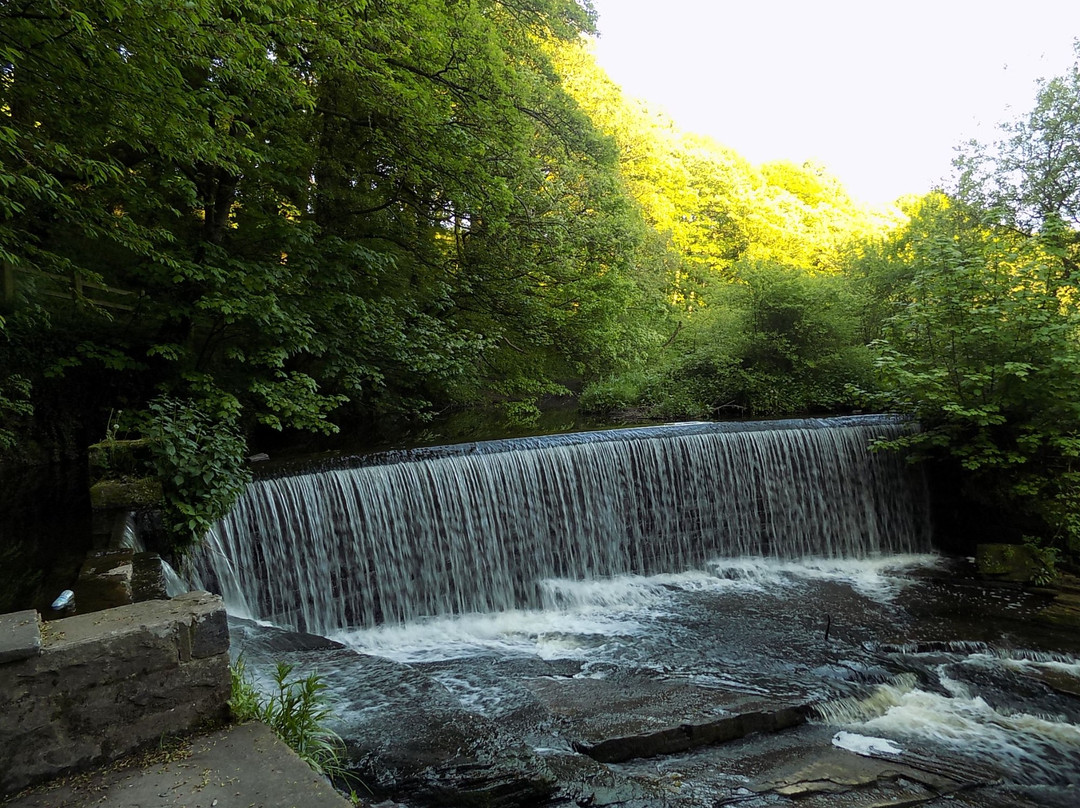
[
  {"left": 851, "top": 683, "right": 1080, "bottom": 784},
  {"left": 702, "top": 554, "right": 941, "bottom": 601},
  {"left": 832, "top": 731, "right": 903, "bottom": 756},
  {"left": 333, "top": 606, "right": 640, "bottom": 663},
  {"left": 330, "top": 555, "right": 942, "bottom": 663}
]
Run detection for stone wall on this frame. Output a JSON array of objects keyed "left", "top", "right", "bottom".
[{"left": 0, "top": 592, "right": 231, "bottom": 795}]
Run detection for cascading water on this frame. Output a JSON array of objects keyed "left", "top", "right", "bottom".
[{"left": 188, "top": 415, "right": 931, "bottom": 635}]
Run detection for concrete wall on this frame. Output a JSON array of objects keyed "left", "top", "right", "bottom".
[{"left": 0, "top": 592, "right": 230, "bottom": 795}]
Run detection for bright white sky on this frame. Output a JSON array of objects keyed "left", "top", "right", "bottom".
[{"left": 588, "top": 0, "right": 1080, "bottom": 205}]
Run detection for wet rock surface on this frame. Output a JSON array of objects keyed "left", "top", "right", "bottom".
[
  {"left": 233, "top": 559, "right": 1080, "bottom": 808},
  {"left": 521, "top": 674, "right": 810, "bottom": 763}
]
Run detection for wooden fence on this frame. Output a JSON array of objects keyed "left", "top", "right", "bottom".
[{"left": 1, "top": 262, "right": 142, "bottom": 312}]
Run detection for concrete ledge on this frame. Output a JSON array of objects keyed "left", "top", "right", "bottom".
[
  {"left": 0, "top": 592, "right": 231, "bottom": 796},
  {"left": 0, "top": 610, "right": 41, "bottom": 664}
]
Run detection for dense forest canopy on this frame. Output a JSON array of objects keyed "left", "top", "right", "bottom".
[{"left": 3, "top": 3, "right": 1080, "bottom": 561}]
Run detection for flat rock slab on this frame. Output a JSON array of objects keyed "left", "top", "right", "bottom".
[
  {"left": 748, "top": 742, "right": 1009, "bottom": 808},
  {"left": 753, "top": 747, "right": 964, "bottom": 796},
  {"left": 522, "top": 674, "right": 810, "bottom": 763},
  {"left": 312, "top": 650, "right": 557, "bottom": 808},
  {"left": 1037, "top": 592, "right": 1080, "bottom": 630},
  {"left": 3, "top": 721, "right": 351, "bottom": 808},
  {"left": 0, "top": 610, "right": 41, "bottom": 664}
]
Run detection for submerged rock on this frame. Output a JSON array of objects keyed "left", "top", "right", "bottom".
[{"left": 522, "top": 673, "right": 810, "bottom": 764}]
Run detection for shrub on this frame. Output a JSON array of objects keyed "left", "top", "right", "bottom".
[{"left": 138, "top": 396, "right": 251, "bottom": 554}]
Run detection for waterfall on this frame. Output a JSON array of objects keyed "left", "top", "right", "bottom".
[{"left": 188, "top": 416, "right": 931, "bottom": 634}]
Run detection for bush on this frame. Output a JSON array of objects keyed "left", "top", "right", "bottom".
[
  {"left": 583, "top": 263, "right": 871, "bottom": 420},
  {"left": 866, "top": 198, "right": 1080, "bottom": 555},
  {"left": 138, "top": 396, "right": 252, "bottom": 554}
]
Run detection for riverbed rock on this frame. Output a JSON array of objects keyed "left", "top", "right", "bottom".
[
  {"left": 539, "top": 749, "right": 675, "bottom": 807},
  {"left": 1036, "top": 591, "right": 1080, "bottom": 630},
  {"left": 745, "top": 739, "right": 1011, "bottom": 808},
  {"left": 522, "top": 672, "right": 810, "bottom": 763},
  {"left": 242, "top": 645, "right": 558, "bottom": 808},
  {"left": 346, "top": 708, "right": 556, "bottom": 808},
  {"left": 754, "top": 748, "right": 960, "bottom": 796}
]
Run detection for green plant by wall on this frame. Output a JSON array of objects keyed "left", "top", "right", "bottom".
[{"left": 229, "top": 658, "right": 350, "bottom": 780}]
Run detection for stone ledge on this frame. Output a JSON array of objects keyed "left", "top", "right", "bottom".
[
  {"left": 0, "top": 611, "right": 41, "bottom": 664},
  {"left": 574, "top": 703, "right": 809, "bottom": 763},
  {"left": 41, "top": 591, "right": 227, "bottom": 660},
  {"left": 88, "top": 477, "right": 162, "bottom": 510},
  {"left": 0, "top": 593, "right": 231, "bottom": 796}
]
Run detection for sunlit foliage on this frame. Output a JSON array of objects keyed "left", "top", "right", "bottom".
[{"left": 556, "top": 40, "right": 893, "bottom": 417}]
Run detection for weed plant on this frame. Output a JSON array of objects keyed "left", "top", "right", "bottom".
[{"left": 229, "top": 658, "right": 348, "bottom": 779}]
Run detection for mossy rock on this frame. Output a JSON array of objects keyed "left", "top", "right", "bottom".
[
  {"left": 975, "top": 543, "right": 1043, "bottom": 582},
  {"left": 1037, "top": 594, "right": 1080, "bottom": 630},
  {"left": 88, "top": 438, "right": 155, "bottom": 482},
  {"left": 89, "top": 477, "right": 163, "bottom": 510}
]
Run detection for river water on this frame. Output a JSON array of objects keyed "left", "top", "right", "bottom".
[
  {"left": 189, "top": 417, "right": 1080, "bottom": 806},
  {"left": 226, "top": 554, "right": 1080, "bottom": 806}
]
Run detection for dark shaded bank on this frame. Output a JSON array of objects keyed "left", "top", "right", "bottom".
[{"left": 0, "top": 461, "right": 91, "bottom": 615}]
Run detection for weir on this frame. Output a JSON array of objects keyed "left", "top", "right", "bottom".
[{"left": 188, "top": 415, "right": 932, "bottom": 635}]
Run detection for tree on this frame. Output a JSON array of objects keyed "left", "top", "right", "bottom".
[
  {"left": 955, "top": 41, "right": 1080, "bottom": 233},
  {"left": 863, "top": 46, "right": 1080, "bottom": 556},
  {"left": 1, "top": 0, "right": 643, "bottom": 439},
  {"left": 865, "top": 193, "right": 1080, "bottom": 552}
]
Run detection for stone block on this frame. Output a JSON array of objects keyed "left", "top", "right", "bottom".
[
  {"left": 132, "top": 553, "right": 169, "bottom": 602},
  {"left": 976, "top": 543, "right": 1042, "bottom": 582},
  {"left": 88, "top": 477, "right": 162, "bottom": 510},
  {"left": 0, "top": 610, "right": 41, "bottom": 664},
  {"left": 190, "top": 598, "right": 229, "bottom": 659},
  {"left": 75, "top": 548, "right": 135, "bottom": 612},
  {"left": 0, "top": 593, "right": 231, "bottom": 796},
  {"left": 87, "top": 438, "right": 154, "bottom": 482}
]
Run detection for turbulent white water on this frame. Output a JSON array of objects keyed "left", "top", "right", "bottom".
[
  {"left": 188, "top": 417, "right": 931, "bottom": 634},
  {"left": 331, "top": 554, "right": 940, "bottom": 664},
  {"left": 817, "top": 657, "right": 1080, "bottom": 786}
]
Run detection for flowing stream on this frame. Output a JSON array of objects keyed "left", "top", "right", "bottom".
[{"left": 187, "top": 415, "right": 1080, "bottom": 807}]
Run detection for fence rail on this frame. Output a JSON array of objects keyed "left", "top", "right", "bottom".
[{"left": 1, "top": 262, "right": 143, "bottom": 312}]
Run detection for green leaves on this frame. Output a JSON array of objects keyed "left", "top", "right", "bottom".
[
  {"left": 138, "top": 396, "right": 252, "bottom": 552},
  {"left": 1, "top": 0, "right": 642, "bottom": 446},
  {"left": 229, "top": 657, "right": 348, "bottom": 779},
  {"left": 862, "top": 193, "right": 1080, "bottom": 552}
]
